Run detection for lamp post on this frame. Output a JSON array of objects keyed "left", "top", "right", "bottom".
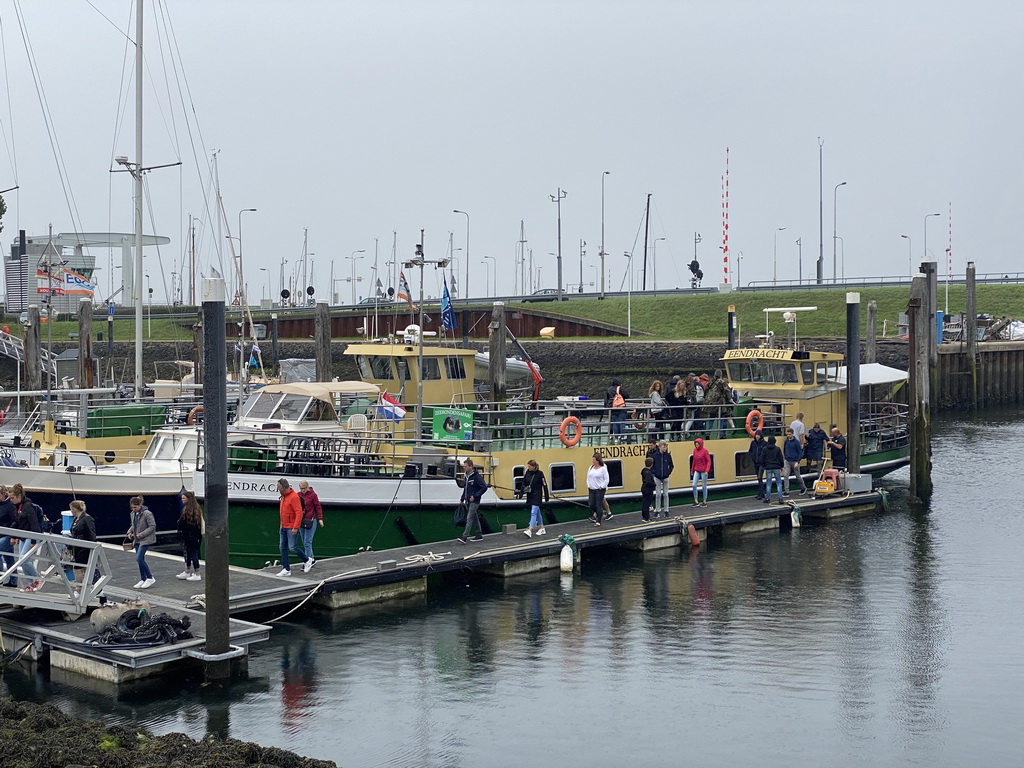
[
  {"left": 773, "top": 227, "right": 787, "bottom": 285},
  {"left": 453, "top": 210, "right": 469, "bottom": 298},
  {"left": 145, "top": 274, "right": 151, "bottom": 338},
  {"left": 348, "top": 249, "right": 365, "bottom": 305},
  {"left": 653, "top": 237, "right": 665, "bottom": 290},
  {"left": 836, "top": 236, "right": 845, "bottom": 280},
  {"left": 901, "top": 234, "right": 912, "bottom": 277},
  {"left": 832, "top": 181, "right": 847, "bottom": 283},
  {"left": 279, "top": 258, "right": 289, "bottom": 305},
  {"left": 259, "top": 267, "right": 268, "bottom": 301},
  {"left": 578, "top": 239, "right": 586, "bottom": 293},
  {"left": 625, "top": 251, "right": 633, "bottom": 337},
  {"left": 923, "top": 212, "right": 941, "bottom": 262},
  {"left": 736, "top": 251, "right": 743, "bottom": 288},
  {"left": 550, "top": 187, "right": 567, "bottom": 300},
  {"left": 796, "top": 238, "right": 802, "bottom": 284},
  {"left": 483, "top": 255, "right": 495, "bottom": 296},
  {"left": 237, "top": 208, "right": 256, "bottom": 304},
  {"left": 600, "top": 171, "right": 609, "bottom": 299}
]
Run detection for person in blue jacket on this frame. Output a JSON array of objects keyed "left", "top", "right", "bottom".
[
  {"left": 457, "top": 459, "right": 488, "bottom": 543},
  {"left": 782, "top": 427, "right": 807, "bottom": 496}
]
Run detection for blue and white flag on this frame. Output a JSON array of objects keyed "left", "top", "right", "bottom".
[{"left": 441, "top": 276, "right": 457, "bottom": 331}]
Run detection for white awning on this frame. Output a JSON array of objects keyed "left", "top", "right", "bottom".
[{"left": 836, "top": 363, "right": 908, "bottom": 386}]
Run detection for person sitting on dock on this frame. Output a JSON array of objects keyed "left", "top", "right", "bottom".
[
  {"left": 827, "top": 427, "right": 848, "bottom": 471},
  {"left": 457, "top": 460, "right": 488, "bottom": 543},
  {"left": 520, "top": 459, "right": 549, "bottom": 538},
  {"left": 805, "top": 423, "right": 827, "bottom": 470},
  {"left": 748, "top": 430, "right": 767, "bottom": 500},
  {"left": 691, "top": 438, "right": 711, "bottom": 507},
  {"left": 762, "top": 435, "right": 786, "bottom": 504},
  {"left": 276, "top": 479, "right": 307, "bottom": 576}
]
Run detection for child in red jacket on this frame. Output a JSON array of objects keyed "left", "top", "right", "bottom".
[{"left": 691, "top": 438, "right": 712, "bottom": 507}]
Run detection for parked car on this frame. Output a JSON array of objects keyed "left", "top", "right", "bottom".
[
  {"left": 18, "top": 308, "right": 49, "bottom": 324},
  {"left": 524, "top": 288, "right": 559, "bottom": 302}
]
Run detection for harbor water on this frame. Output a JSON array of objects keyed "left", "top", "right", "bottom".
[{"left": 3, "top": 407, "right": 1023, "bottom": 767}]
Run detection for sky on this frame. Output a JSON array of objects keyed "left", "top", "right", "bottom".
[{"left": 1, "top": 0, "right": 1021, "bottom": 307}]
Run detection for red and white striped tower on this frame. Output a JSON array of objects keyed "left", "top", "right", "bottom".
[{"left": 722, "top": 147, "right": 730, "bottom": 284}]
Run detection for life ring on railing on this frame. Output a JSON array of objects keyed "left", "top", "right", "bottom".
[
  {"left": 745, "top": 409, "right": 763, "bottom": 437},
  {"left": 559, "top": 416, "right": 582, "bottom": 447},
  {"left": 187, "top": 406, "right": 204, "bottom": 426},
  {"left": 880, "top": 404, "right": 899, "bottom": 428}
]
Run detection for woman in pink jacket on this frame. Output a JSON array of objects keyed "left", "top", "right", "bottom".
[
  {"left": 297, "top": 480, "right": 324, "bottom": 573},
  {"left": 691, "top": 438, "right": 712, "bottom": 507}
]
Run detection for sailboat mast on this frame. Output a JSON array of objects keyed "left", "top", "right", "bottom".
[
  {"left": 133, "top": 0, "right": 145, "bottom": 400},
  {"left": 641, "top": 193, "right": 651, "bottom": 291}
]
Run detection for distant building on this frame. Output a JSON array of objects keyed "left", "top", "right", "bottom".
[{"left": 5, "top": 234, "right": 98, "bottom": 315}]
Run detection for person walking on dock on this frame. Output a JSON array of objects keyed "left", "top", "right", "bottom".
[
  {"left": 457, "top": 459, "right": 488, "bottom": 543},
  {"left": 8, "top": 484, "right": 43, "bottom": 591},
  {"left": 0, "top": 484, "right": 18, "bottom": 588},
  {"left": 520, "top": 459, "right": 550, "bottom": 537},
  {"left": 691, "top": 438, "right": 712, "bottom": 507},
  {"left": 748, "top": 430, "right": 768, "bottom": 499},
  {"left": 276, "top": 479, "right": 306, "bottom": 576},
  {"left": 587, "top": 454, "right": 610, "bottom": 526},
  {"left": 69, "top": 500, "right": 98, "bottom": 593},
  {"left": 650, "top": 440, "right": 675, "bottom": 518},
  {"left": 641, "top": 457, "right": 656, "bottom": 522},
  {"left": 805, "top": 422, "right": 827, "bottom": 471},
  {"left": 176, "top": 491, "right": 205, "bottom": 582},
  {"left": 127, "top": 495, "right": 157, "bottom": 589},
  {"left": 783, "top": 428, "right": 807, "bottom": 497},
  {"left": 762, "top": 436, "right": 786, "bottom": 504},
  {"left": 298, "top": 480, "right": 324, "bottom": 571},
  {"left": 826, "top": 427, "right": 848, "bottom": 470}
]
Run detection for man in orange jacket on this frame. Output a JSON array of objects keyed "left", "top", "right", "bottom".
[{"left": 277, "top": 478, "right": 306, "bottom": 577}]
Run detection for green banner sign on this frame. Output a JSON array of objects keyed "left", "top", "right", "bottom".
[{"left": 431, "top": 407, "right": 474, "bottom": 442}]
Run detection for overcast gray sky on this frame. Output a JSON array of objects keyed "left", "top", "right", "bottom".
[{"left": 2, "top": 0, "right": 1020, "bottom": 305}]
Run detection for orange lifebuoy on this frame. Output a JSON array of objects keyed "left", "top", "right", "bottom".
[
  {"left": 187, "top": 406, "right": 204, "bottom": 426},
  {"left": 0, "top": 409, "right": 5, "bottom": 426},
  {"left": 880, "top": 404, "right": 898, "bottom": 427},
  {"left": 745, "top": 409, "right": 763, "bottom": 437},
  {"left": 559, "top": 416, "right": 582, "bottom": 447}
]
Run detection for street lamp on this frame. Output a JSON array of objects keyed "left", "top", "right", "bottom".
[
  {"left": 550, "top": 187, "right": 567, "bottom": 300},
  {"left": 259, "top": 267, "right": 269, "bottom": 301},
  {"left": 238, "top": 208, "right": 256, "bottom": 304},
  {"left": 279, "top": 258, "right": 289, "bottom": 305},
  {"left": 453, "top": 210, "right": 470, "bottom": 298},
  {"left": 773, "top": 227, "right": 787, "bottom": 286},
  {"left": 625, "top": 251, "right": 633, "bottom": 337},
  {"left": 600, "top": 171, "right": 610, "bottom": 299},
  {"left": 836, "top": 236, "right": 845, "bottom": 280},
  {"left": 923, "top": 212, "right": 941, "bottom": 262},
  {"left": 480, "top": 259, "right": 491, "bottom": 297},
  {"left": 901, "top": 234, "right": 912, "bottom": 277},
  {"left": 483, "top": 255, "right": 495, "bottom": 296},
  {"left": 832, "top": 181, "right": 847, "bottom": 283},
  {"left": 736, "top": 251, "right": 744, "bottom": 288},
  {"left": 348, "top": 249, "right": 365, "bottom": 305}
]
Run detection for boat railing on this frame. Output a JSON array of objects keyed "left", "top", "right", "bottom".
[
  {"left": 858, "top": 401, "right": 910, "bottom": 453},
  {"left": 0, "top": 524, "right": 112, "bottom": 616}
]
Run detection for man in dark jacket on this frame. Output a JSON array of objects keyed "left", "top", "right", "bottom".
[
  {"left": 805, "top": 423, "right": 827, "bottom": 470},
  {"left": 458, "top": 459, "right": 488, "bottom": 543},
  {"left": 748, "top": 429, "right": 767, "bottom": 499},
  {"left": 783, "top": 427, "right": 807, "bottom": 496},
  {"left": 827, "top": 427, "right": 848, "bottom": 470},
  {"left": 648, "top": 440, "right": 675, "bottom": 518},
  {"left": 762, "top": 435, "right": 786, "bottom": 504}
]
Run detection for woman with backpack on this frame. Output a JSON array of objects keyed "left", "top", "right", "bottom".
[
  {"left": 176, "top": 491, "right": 205, "bottom": 582},
  {"left": 8, "top": 483, "right": 43, "bottom": 592}
]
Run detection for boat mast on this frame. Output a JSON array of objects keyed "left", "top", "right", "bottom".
[
  {"left": 641, "top": 193, "right": 651, "bottom": 291},
  {"left": 133, "top": 0, "right": 144, "bottom": 400}
]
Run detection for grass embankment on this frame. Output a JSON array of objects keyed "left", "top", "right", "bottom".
[{"left": 9, "top": 285, "right": 1024, "bottom": 342}]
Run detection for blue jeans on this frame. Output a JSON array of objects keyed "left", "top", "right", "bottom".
[
  {"left": 18, "top": 537, "right": 41, "bottom": 586},
  {"left": 765, "top": 469, "right": 783, "bottom": 500},
  {"left": 610, "top": 409, "right": 627, "bottom": 436},
  {"left": 135, "top": 544, "right": 153, "bottom": 581},
  {"left": 184, "top": 544, "right": 201, "bottom": 572},
  {"left": 300, "top": 523, "right": 317, "bottom": 561},
  {"left": 461, "top": 502, "right": 482, "bottom": 539},
  {"left": 279, "top": 528, "right": 306, "bottom": 570},
  {"left": 0, "top": 535, "right": 16, "bottom": 586},
  {"left": 528, "top": 505, "right": 543, "bottom": 528},
  {"left": 654, "top": 477, "right": 670, "bottom": 513},
  {"left": 692, "top": 471, "right": 708, "bottom": 502}
]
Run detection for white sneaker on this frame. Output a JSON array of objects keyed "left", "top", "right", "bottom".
[
  {"left": 133, "top": 580, "right": 145, "bottom": 589},
  {"left": 176, "top": 571, "right": 191, "bottom": 580},
  {"left": 139, "top": 578, "right": 156, "bottom": 589},
  {"left": 276, "top": 568, "right": 291, "bottom": 577},
  {"left": 187, "top": 573, "right": 201, "bottom": 582},
  {"left": 302, "top": 559, "right": 314, "bottom": 573},
  {"left": 524, "top": 528, "right": 533, "bottom": 538},
  {"left": 536, "top": 527, "right": 546, "bottom": 536}
]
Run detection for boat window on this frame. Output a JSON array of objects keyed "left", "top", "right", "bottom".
[
  {"left": 737, "top": 361, "right": 799, "bottom": 384},
  {"left": 149, "top": 433, "right": 197, "bottom": 462},
  {"left": 734, "top": 451, "right": 756, "bottom": 478},
  {"left": 512, "top": 464, "right": 526, "bottom": 495},
  {"left": 549, "top": 463, "right": 575, "bottom": 493},
  {"left": 688, "top": 454, "right": 716, "bottom": 480},
  {"left": 815, "top": 362, "right": 827, "bottom": 383},
  {"left": 727, "top": 362, "right": 751, "bottom": 382},
  {"left": 605, "top": 460, "right": 623, "bottom": 489},
  {"left": 800, "top": 362, "right": 815, "bottom": 384},
  {"left": 356, "top": 356, "right": 373, "bottom": 380},
  {"left": 420, "top": 357, "right": 441, "bottom": 381},
  {"left": 827, "top": 361, "right": 839, "bottom": 381},
  {"left": 274, "top": 394, "right": 310, "bottom": 421},
  {"left": 241, "top": 390, "right": 279, "bottom": 420},
  {"left": 303, "top": 399, "right": 336, "bottom": 421},
  {"left": 444, "top": 356, "right": 467, "bottom": 380},
  {"left": 370, "top": 356, "right": 394, "bottom": 380}
]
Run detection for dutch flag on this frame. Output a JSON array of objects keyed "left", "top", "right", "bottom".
[{"left": 377, "top": 392, "right": 407, "bottom": 422}]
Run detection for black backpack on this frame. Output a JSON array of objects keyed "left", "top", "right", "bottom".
[{"left": 32, "top": 502, "right": 53, "bottom": 534}]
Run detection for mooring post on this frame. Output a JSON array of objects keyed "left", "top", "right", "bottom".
[
  {"left": 921, "top": 261, "right": 938, "bottom": 413},
  {"left": 864, "top": 300, "right": 877, "bottom": 364},
  {"left": 25, "top": 306, "right": 42, "bottom": 393},
  {"left": 314, "top": 301, "right": 332, "bottom": 381},
  {"left": 271, "top": 312, "right": 280, "bottom": 378},
  {"left": 489, "top": 302, "right": 507, "bottom": 405},
  {"left": 727, "top": 304, "right": 737, "bottom": 349},
  {"left": 846, "top": 292, "right": 861, "bottom": 473},
  {"left": 202, "top": 276, "right": 231, "bottom": 679},
  {"left": 965, "top": 262, "right": 978, "bottom": 411},
  {"left": 907, "top": 276, "right": 932, "bottom": 501}
]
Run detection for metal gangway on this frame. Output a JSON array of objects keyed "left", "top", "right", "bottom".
[
  {"left": 0, "top": 524, "right": 111, "bottom": 618},
  {"left": 0, "top": 330, "right": 58, "bottom": 380}
]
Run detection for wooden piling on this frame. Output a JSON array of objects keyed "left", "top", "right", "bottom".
[
  {"left": 489, "top": 302, "right": 507, "bottom": 404},
  {"left": 921, "top": 261, "right": 938, "bottom": 414},
  {"left": 908, "top": 276, "right": 932, "bottom": 502},
  {"left": 864, "top": 300, "right": 877, "bottom": 364},
  {"left": 77, "top": 299, "right": 95, "bottom": 390},
  {"left": 966, "top": 262, "right": 978, "bottom": 410},
  {"left": 25, "top": 306, "right": 42, "bottom": 393},
  {"left": 315, "top": 301, "right": 331, "bottom": 381}
]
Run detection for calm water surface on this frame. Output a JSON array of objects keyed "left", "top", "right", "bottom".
[{"left": 4, "top": 409, "right": 1023, "bottom": 767}]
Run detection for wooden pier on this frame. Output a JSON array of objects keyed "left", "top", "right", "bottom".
[{"left": 0, "top": 488, "right": 882, "bottom": 683}]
